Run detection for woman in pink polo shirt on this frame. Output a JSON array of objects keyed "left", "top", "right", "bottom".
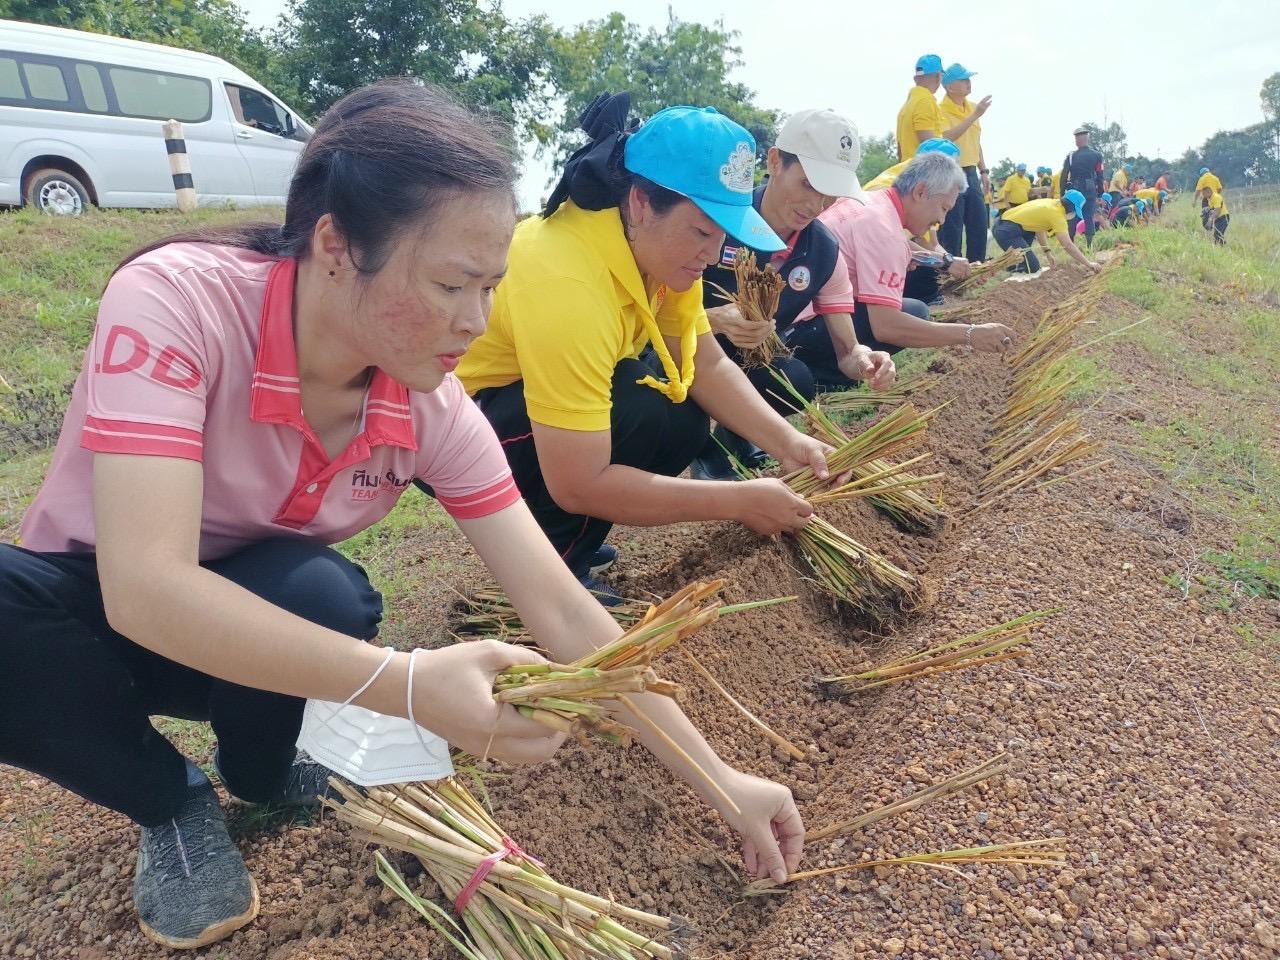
[{"left": 0, "top": 81, "right": 802, "bottom": 949}]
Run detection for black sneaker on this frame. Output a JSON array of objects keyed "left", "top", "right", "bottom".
[
  {"left": 587, "top": 544, "right": 618, "bottom": 576},
  {"left": 214, "top": 747, "right": 338, "bottom": 807},
  {"left": 577, "top": 574, "right": 625, "bottom": 607},
  {"left": 134, "top": 784, "right": 259, "bottom": 949}
]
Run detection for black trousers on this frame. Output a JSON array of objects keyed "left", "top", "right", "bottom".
[
  {"left": 785, "top": 298, "right": 930, "bottom": 389},
  {"left": 473, "top": 358, "right": 709, "bottom": 577},
  {"left": 992, "top": 218, "right": 1040, "bottom": 273},
  {"left": 0, "top": 540, "right": 383, "bottom": 826},
  {"left": 1081, "top": 194, "right": 1098, "bottom": 247},
  {"left": 939, "top": 166, "right": 989, "bottom": 262},
  {"left": 1206, "top": 213, "right": 1229, "bottom": 244},
  {"left": 715, "top": 333, "right": 817, "bottom": 416}
]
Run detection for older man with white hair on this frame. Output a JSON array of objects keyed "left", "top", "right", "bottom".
[{"left": 788, "top": 152, "right": 1015, "bottom": 387}]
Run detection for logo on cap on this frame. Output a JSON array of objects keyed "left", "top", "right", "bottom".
[
  {"left": 788, "top": 266, "right": 811, "bottom": 291},
  {"left": 719, "top": 142, "right": 755, "bottom": 194},
  {"left": 839, "top": 134, "right": 853, "bottom": 150}
]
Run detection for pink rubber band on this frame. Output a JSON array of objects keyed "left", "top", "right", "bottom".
[{"left": 454, "top": 836, "right": 544, "bottom": 914}]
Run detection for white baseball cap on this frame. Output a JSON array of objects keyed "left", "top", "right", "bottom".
[{"left": 776, "top": 109, "right": 864, "bottom": 200}]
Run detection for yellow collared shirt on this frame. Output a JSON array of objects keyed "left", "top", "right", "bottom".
[
  {"left": 937, "top": 95, "right": 981, "bottom": 167},
  {"left": 1195, "top": 171, "right": 1223, "bottom": 194},
  {"left": 896, "top": 86, "right": 944, "bottom": 161},
  {"left": 863, "top": 159, "right": 909, "bottom": 192},
  {"left": 457, "top": 201, "right": 710, "bottom": 432},
  {"left": 1001, "top": 198, "right": 1071, "bottom": 237},
  {"left": 1003, "top": 173, "right": 1033, "bottom": 205}
]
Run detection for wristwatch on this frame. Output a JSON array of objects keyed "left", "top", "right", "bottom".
[{"left": 941, "top": 252, "right": 955, "bottom": 268}]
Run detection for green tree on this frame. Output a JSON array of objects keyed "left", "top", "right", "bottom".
[
  {"left": 1078, "top": 121, "right": 1129, "bottom": 172},
  {"left": 275, "top": 0, "right": 555, "bottom": 137},
  {"left": 990, "top": 157, "right": 1016, "bottom": 185},
  {"left": 1261, "top": 71, "right": 1280, "bottom": 123},
  {"left": 856, "top": 133, "right": 896, "bottom": 183},
  {"left": 547, "top": 12, "right": 779, "bottom": 166},
  {"left": 2, "top": 0, "right": 294, "bottom": 103}
]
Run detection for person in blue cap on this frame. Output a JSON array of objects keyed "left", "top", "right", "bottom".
[
  {"left": 1031, "top": 166, "right": 1055, "bottom": 199},
  {"left": 458, "top": 94, "right": 839, "bottom": 596},
  {"left": 895, "top": 54, "right": 990, "bottom": 162},
  {"left": 992, "top": 189, "right": 1101, "bottom": 273},
  {"left": 938, "top": 62, "right": 991, "bottom": 262},
  {"left": 1060, "top": 125, "right": 1105, "bottom": 247}
]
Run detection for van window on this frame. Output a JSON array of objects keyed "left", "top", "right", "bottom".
[
  {"left": 75, "top": 63, "right": 109, "bottom": 113},
  {"left": 23, "top": 62, "right": 69, "bottom": 102},
  {"left": 0, "top": 57, "right": 23, "bottom": 99},
  {"left": 225, "top": 83, "right": 291, "bottom": 137},
  {"left": 108, "top": 67, "right": 211, "bottom": 122}
]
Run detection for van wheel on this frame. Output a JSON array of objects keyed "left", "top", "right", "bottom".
[{"left": 25, "top": 168, "right": 91, "bottom": 216}]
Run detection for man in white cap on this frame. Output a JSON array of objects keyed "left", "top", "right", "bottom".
[{"left": 695, "top": 108, "right": 895, "bottom": 480}]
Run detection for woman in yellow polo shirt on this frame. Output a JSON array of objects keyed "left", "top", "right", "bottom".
[
  {"left": 1201, "top": 186, "right": 1230, "bottom": 244},
  {"left": 458, "top": 95, "right": 833, "bottom": 594},
  {"left": 992, "top": 191, "right": 1102, "bottom": 274}
]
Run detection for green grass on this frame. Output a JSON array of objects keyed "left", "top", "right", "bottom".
[{"left": 1089, "top": 198, "right": 1280, "bottom": 611}]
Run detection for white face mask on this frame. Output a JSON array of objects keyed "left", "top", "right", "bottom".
[{"left": 295, "top": 648, "right": 454, "bottom": 787}]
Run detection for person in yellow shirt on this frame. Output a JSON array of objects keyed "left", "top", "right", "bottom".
[
  {"left": 1110, "top": 163, "right": 1133, "bottom": 196},
  {"left": 992, "top": 191, "right": 1102, "bottom": 274},
  {"left": 1051, "top": 170, "right": 1062, "bottom": 198},
  {"left": 894, "top": 54, "right": 990, "bottom": 161},
  {"left": 1200, "top": 186, "right": 1229, "bottom": 244},
  {"left": 1031, "top": 166, "right": 1054, "bottom": 198},
  {"left": 458, "top": 95, "right": 844, "bottom": 595},
  {"left": 1134, "top": 186, "right": 1165, "bottom": 214},
  {"left": 1002, "top": 164, "right": 1033, "bottom": 206},
  {"left": 937, "top": 62, "right": 990, "bottom": 261},
  {"left": 1195, "top": 167, "right": 1222, "bottom": 194}
]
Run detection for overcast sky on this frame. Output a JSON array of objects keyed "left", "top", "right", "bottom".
[{"left": 239, "top": 0, "right": 1280, "bottom": 209}]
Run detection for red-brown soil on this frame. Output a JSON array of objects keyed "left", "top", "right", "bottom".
[{"left": 3, "top": 264, "right": 1278, "bottom": 960}]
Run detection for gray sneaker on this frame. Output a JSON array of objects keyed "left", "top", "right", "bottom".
[
  {"left": 214, "top": 747, "right": 338, "bottom": 807},
  {"left": 134, "top": 784, "right": 259, "bottom": 949}
]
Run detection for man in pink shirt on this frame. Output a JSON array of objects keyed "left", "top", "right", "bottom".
[{"left": 790, "top": 152, "right": 1016, "bottom": 382}]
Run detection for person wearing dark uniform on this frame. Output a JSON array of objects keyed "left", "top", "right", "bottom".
[
  {"left": 694, "top": 109, "right": 894, "bottom": 479},
  {"left": 1060, "top": 125, "right": 1105, "bottom": 247}
]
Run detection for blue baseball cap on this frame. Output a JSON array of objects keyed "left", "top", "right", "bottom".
[
  {"left": 918, "top": 137, "right": 960, "bottom": 158},
  {"left": 1016, "top": 163, "right": 1027, "bottom": 172},
  {"left": 1062, "top": 188, "right": 1086, "bottom": 221},
  {"left": 1159, "top": 189, "right": 1168, "bottom": 199},
  {"left": 624, "top": 106, "right": 784, "bottom": 251},
  {"left": 1200, "top": 167, "right": 1209, "bottom": 174},
  {"left": 915, "top": 54, "right": 943, "bottom": 76},
  {"left": 1037, "top": 166, "right": 1051, "bottom": 174},
  {"left": 1101, "top": 192, "right": 1113, "bottom": 205},
  {"left": 941, "top": 62, "right": 975, "bottom": 85},
  {"left": 1135, "top": 199, "right": 1147, "bottom": 212},
  {"left": 1123, "top": 163, "right": 1133, "bottom": 172}
]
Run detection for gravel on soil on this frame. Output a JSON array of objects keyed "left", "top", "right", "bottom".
[{"left": 2, "top": 263, "right": 1277, "bottom": 960}]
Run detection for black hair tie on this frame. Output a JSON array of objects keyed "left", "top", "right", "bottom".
[{"left": 542, "top": 92, "right": 636, "bottom": 218}]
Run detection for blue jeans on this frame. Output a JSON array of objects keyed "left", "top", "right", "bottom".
[
  {"left": 0, "top": 539, "right": 383, "bottom": 825},
  {"left": 939, "top": 166, "right": 989, "bottom": 262}
]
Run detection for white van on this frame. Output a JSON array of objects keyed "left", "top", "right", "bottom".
[{"left": 0, "top": 19, "right": 310, "bottom": 214}]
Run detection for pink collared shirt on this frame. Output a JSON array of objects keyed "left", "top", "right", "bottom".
[
  {"left": 22, "top": 244, "right": 519, "bottom": 560},
  {"left": 813, "top": 190, "right": 912, "bottom": 312}
]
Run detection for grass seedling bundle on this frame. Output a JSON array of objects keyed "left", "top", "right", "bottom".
[
  {"left": 328, "top": 779, "right": 682, "bottom": 959},
  {"left": 707, "top": 246, "right": 787, "bottom": 368},
  {"left": 818, "top": 372, "right": 941, "bottom": 410},
  {"left": 770, "top": 371, "right": 946, "bottom": 535},
  {"left": 806, "top": 753, "right": 1011, "bottom": 844},
  {"left": 821, "top": 611, "right": 1053, "bottom": 693},
  {"left": 457, "top": 587, "right": 646, "bottom": 641},
  {"left": 491, "top": 580, "right": 805, "bottom": 781},
  {"left": 745, "top": 838, "right": 1068, "bottom": 894},
  {"left": 944, "top": 247, "right": 1024, "bottom": 291}
]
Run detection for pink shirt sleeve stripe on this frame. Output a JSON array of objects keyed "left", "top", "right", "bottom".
[
  {"left": 858, "top": 294, "right": 903, "bottom": 308},
  {"left": 438, "top": 477, "right": 521, "bottom": 519},
  {"left": 81, "top": 423, "right": 205, "bottom": 461}
]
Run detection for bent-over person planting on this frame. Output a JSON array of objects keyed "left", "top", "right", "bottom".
[{"left": 0, "top": 81, "right": 804, "bottom": 951}]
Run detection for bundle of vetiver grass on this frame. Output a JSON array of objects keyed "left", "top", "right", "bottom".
[
  {"left": 770, "top": 371, "right": 946, "bottom": 535},
  {"left": 975, "top": 268, "right": 1115, "bottom": 508},
  {"left": 943, "top": 246, "right": 1024, "bottom": 291},
  {"left": 328, "top": 778, "right": 683, "bottom": 959},
  {"left": 707, "top": 246, "right": 787, "bottom": 367},
  {"left": 456, "top": 587, "right": 646, "bottom": 641},
  {"left": 491, "top": 580, "right": 802, "bottom": 793},
  {"left": 817, "top": 372, "right": 941, "bottom": 410},
  {"left": 821, "top": 611, "right": 1053, "bottom": 694}
]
